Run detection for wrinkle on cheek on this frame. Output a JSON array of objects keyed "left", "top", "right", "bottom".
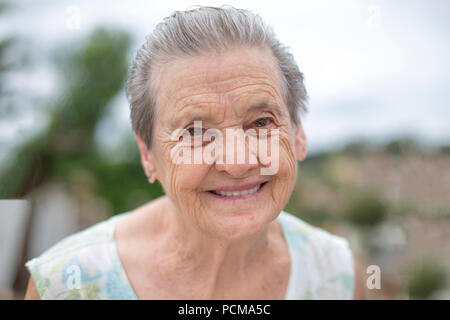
[
  {"left": 151, "top": 131, "right": 183, "bottom": 197},
  {"left": 269, "top": 126, "right": 297, "bottom": 209},
  {"left": 163, "top": 150, "right": 210, "bottom": 229},
  {"left": 166, "top": 162, "right": 200, "bottom": 226},
  {"left": 168, "top": 161, "right": 179, "bottom": 199},
  {"left": 155, "top": 129, "right": 193, "bottom": 198}
]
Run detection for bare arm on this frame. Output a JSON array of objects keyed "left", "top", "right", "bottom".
[{"left": 24, "top": 276, "right": 41, "bottom": 300}]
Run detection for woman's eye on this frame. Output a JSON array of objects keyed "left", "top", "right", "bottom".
[
  {"left": 187, "top": 127, "right": 205, "bottom": 136},
  {"left": 253, "top": 117, "right": 273, "bottom": 128}
]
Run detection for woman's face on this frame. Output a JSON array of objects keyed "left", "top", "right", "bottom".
[{"left": 138, "top": 46, "right": 307, "bottom": 239}]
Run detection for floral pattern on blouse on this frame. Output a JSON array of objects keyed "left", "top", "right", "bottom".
[{"left": 25, "top": 210, "right": 354, "bottom": 300}]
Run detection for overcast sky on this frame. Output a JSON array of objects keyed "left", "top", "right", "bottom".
[{"left": 1, "top": 0, "right": 449, "bottom": 162}]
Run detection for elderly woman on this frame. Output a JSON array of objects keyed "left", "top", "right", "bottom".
[{"left": 25, "top": 6, "right": 362, "bottom": 300}]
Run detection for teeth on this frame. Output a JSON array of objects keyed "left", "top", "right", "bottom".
[{"left": 214, "top": 184, "right": 262, "bottom": 197}]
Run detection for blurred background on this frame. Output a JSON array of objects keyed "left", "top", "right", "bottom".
[{"left": 0, "top": 0, "right": 449, "bottom": 299}]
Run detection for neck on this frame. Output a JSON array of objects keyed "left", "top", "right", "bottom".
[{"left": 156, "top": 196, "right": 275, "bottom": 295}]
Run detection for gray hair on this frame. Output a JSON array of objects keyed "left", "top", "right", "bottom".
[{"left": 126, "top": 5, "right": 308, "bottom": 149}]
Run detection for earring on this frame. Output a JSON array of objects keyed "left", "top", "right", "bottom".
[
  {"left": 302, "top": 146, "right": 306, "bottom": 151},
  {"left": 147, "top": 175, "right": 156, "bottom": 184}
]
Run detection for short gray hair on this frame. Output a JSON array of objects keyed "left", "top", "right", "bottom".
[{"left": 126, "top": 5, "right": 308, "bottom": 148}]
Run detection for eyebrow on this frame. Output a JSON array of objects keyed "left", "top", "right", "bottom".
[{"left": 178, "top": 101, "right": 284, "bottom": 125}]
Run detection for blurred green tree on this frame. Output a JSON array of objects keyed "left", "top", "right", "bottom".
[
  {"left": 0, "top": 1, "right": 30, "bottom": 145},
  {"left": 341, "top": 190, "right": 388, "bottom": 228},
  {"left": 384, "top": 138, "right": 420, "bottom": 156},
  {"left": 0, "top": 26, "right": 163, "bottom": 214},
  {"left": 406, "top": 257, "right": 448, "bottom": 299}
]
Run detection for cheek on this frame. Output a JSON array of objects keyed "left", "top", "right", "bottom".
[
  {"left": 279, "top": 134, "right": 297, "bottom": 176},
  {"left": 155, "top": 130, "right": 208, "bottom": 194},
  {"left": 272, "top": 130, "right": 297, "bottom": 200},
  {"left": 168, "top": 164, "right": 208, "bottom": 196},
  {"left": 156, "top": 143, "right": 209, "bottom": 204},
  {"left": 167, "top": 163, "right": 213, "bottom": 226}
]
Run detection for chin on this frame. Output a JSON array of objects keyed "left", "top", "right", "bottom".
[{"left": 207, "top": 208, "right": 274, "bottom": 240}]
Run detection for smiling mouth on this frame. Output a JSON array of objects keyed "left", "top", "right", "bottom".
[{"left": 208, "top": 182, "right": 267, "bottom": 197}]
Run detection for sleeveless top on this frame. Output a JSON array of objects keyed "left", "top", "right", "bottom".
[{"left": 25, "top": 210, "right": 355, "bottom": 300}]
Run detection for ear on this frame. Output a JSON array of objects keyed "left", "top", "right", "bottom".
[
  {"left": 294, "top": 122, "right": 307, "bottom": 162},
  {"left": 136, "top": 135, "right": 157, "bottom": 183}
]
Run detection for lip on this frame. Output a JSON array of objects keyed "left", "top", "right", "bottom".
[
  {"left": 208, "top": 180, "right": 267, "bottom": 192},
  {"left": 205, "top": 181, "right": 268, "bottom": 201}
]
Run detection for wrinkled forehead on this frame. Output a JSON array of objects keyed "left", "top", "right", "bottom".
[{"left": 151, "top": 46, "right": 285, "bottom": 115}]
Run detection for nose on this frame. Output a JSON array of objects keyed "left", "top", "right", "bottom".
[
  {"left": 215, "top": 161, "right": 259, "bottom": 177},
  {"left": 214, "top": 130, "right": 259, "bottom": 177}
]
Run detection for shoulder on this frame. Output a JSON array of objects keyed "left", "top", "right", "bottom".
[
  {"left": 279, "top": 210, "right": 351, "bottom": 252},
  {"left": 279, "top": 210, "right": 355, "bottom": 299},
  {"left": 25, "top": 214, "right": 131, "bottom": 300}
]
